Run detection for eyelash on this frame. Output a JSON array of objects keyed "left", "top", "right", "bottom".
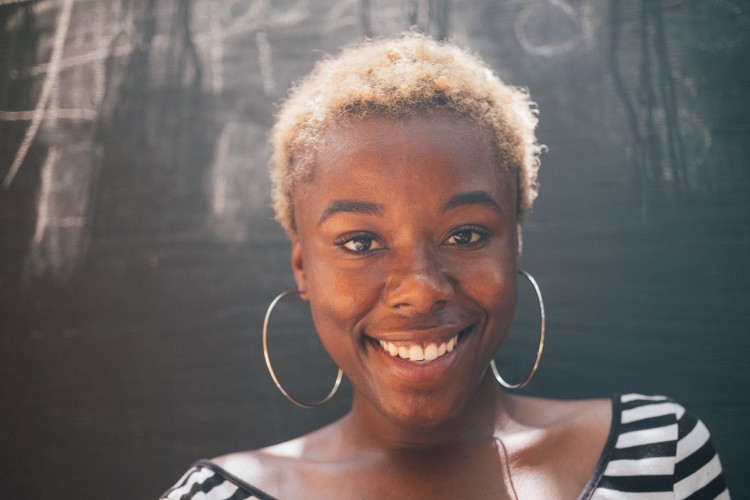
[
  {"left": 334, "top": 226, "right": 490, "bottom": 255},
  {"left": 334, "top": 232, "right": 384, "bottom": 254},
  {"left": 443, "top": 225, "right": 490, "bottom": 247}
]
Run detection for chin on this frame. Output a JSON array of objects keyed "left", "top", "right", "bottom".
[{"left": 379, "top": 390, "right": 471, "bottom": 433}]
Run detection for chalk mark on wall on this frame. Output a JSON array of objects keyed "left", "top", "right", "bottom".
[
  {"left": 3, "top": 0, "right": 75, "bottom": 188},
  {"left": 607, "top": 0, "right": 711, "bottom": 200},
  {"left": 207, "top": 4, "right": 225, "bottom": 94},
  {"left": 327, "top": 0, "right": 449, "bottom": 39},
  {"left": 31, "top": 146, "right": 59, "bottom": 247},
  {"left": 208, "top": 121, "right": 271, "bottom": 243},
  {"left": 1, "top": 1, "right": 110, "bottom": 283},
  {"left": 256, "top": 28, "right": 275, "bottom": 95},
  {"left": 24, "top": 143, "right": 93, "bottom": 282},
  {"left": 0, "top": 109, "right": 97, "bottom": 121},
  {"left": 20, "top": 0, "right": 310, "bottom": 96},
  {"left": 514, "top": 0, "right": 594, "bottom": 57},
  {"left": 197, "top": 0, "right": 309, "bottom": 96}
]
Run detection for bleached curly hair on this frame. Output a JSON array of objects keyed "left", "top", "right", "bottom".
[{"left": 269, "top": 32, "right": 542, "bottom": 235}]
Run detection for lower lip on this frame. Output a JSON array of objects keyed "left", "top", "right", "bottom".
[{"left": 366, "top": 327, "right": 472, "bottom": 387}]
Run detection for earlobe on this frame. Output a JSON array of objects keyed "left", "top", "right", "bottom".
[{"left": 290, "top": 238, "right": 309, "bottom": 300}]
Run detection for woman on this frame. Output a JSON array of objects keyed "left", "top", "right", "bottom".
[{"left": 162, "top": 33, "right": 728, "bottom": 499}]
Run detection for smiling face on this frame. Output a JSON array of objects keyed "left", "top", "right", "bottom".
[{"left": 291, "top": 113, "right": 519, "bottom": 430}]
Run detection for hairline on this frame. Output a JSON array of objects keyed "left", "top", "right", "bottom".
[{"left": 286, "top": 108, "right": 521, "bottom": 235}]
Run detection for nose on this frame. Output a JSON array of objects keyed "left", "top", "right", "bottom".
[{"left": 384, "top": 245, "right": 455, "bottom": 316}]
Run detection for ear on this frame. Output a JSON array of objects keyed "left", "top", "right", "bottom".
[
  {"left": 290, "top": 237, "right": 309, "bottom": 301},
  {"left": 516, "top": 224, "right": 523, "bottom": 258}
]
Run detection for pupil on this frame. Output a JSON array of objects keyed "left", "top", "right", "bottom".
[
  {"left": 355, "top": 238, "right": 370, "bottom": 251},
  {"left": 456, "top": 231, "right": 470, "bottom": 244}
]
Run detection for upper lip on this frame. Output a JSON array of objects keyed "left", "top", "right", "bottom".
[{"left": 365, "top": 322, "right": 470, "bottom": 344}]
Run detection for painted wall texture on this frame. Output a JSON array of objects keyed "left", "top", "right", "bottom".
[{"left": 1, "top": 1, "right": 748, "bottom": 498}]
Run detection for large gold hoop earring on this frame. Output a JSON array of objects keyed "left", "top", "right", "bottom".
[
  {"left": 491, "top": 270, "right": 545, "bottom": 390},
  {"left": 262, "top": 290, "right": 344, "bottom": 408}
]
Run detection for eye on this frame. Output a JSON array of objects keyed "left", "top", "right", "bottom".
[
  {"left": 335, "top": 232, "right": 384, "bottom": 254},
  {"left": 444, "top": 227, "right": 488, "bottom": 247}
]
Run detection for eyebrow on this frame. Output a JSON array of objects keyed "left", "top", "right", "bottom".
[
  {"left": 317, "top": 199, "right": 384, "bottom": 226},
  {"left": 441, "top": 191, "right": 502, "bottom": 213}
]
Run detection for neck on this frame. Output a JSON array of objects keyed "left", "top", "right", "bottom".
[{"left": 342, "top": 372, "right": 512, "bottom": 452}]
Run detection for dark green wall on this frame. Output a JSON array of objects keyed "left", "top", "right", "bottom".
[{"left": 1, "top": 1, "right": 748, "bottom": 498}]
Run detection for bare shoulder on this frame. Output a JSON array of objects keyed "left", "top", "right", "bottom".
[
  {"left": 211, "top": 419, "right": 343, "bottom": 493},
  {"left": 213, "top": 435, "right": 303, "bottom": 466},
  {"left": 507, "top": 394, "right": 614, "bottom": 455},
  {"left": 211, "top": 438, "right": 302, "bottom": 493},
  {"left": 504, "top": 393, "right": 613, "bottom": 431},
  {"left": 501, "top": 394, "right": 614, "bottom": 496}
]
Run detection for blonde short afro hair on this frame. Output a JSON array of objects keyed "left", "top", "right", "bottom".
[{"left": 270, "top": 32, "right": 542, "bottom": 235}]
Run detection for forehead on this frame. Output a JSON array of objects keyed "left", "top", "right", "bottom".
[
  {"left": 291, "top": 112, "right": 517, "bottom": 228},
  {"left": 313, "top": 113, "right": 500, "bottom": 183}
]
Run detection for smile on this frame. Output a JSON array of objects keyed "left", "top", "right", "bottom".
[{"left": 376, "top": 334, "right": 459, "bottom": 363}]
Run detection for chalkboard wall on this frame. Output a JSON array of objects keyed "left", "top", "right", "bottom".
[{"left": 1, "top": 1, "right": 748, "bottom": 498}]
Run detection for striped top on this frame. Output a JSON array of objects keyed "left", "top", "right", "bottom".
[
  {"left": 582, "top": 394, "right": 728, "bottom": 499},
  {"left": 161, "top": 394, "right": 729, "bottom": 499}
]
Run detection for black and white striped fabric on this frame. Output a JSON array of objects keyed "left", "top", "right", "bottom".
[
  {"left": 161, "top": 394, "right": 729, "bottom": 500},
  {"left": 161, "top": 460, "right": 277, "bottom": 500},
  {"left": 581, "top": 394, "right": 729, "bottom": 499}
]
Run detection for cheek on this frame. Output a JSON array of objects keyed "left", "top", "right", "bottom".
[
  {"left": 489, "top": 273, "right": 518, "bottom": 350},
  {"left": 457, "top": 255, "right": 517, "bottom": 342},
  {"left": 304, "top": 257, "right": 384, "bottom": 354},
  {"left": 469, "top": 266, "right": 516, "bottom": 319},
  {"left": 458, "top": 233, "right": 517, "bottom": 295}
]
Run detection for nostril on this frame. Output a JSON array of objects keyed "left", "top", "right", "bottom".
[
  {"left": 383, "top": 256, "right": 455, "bottom": 313},
  {"left": 394, "top": 303, "right": 417, "bottom": 317},
  {"left": 389, "top": 289, "right": 451, "bottom": 316}
]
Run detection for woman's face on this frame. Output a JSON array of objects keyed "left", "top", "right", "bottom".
[{"left": 291, "top": 114, "right": 519, "bottom": 429}]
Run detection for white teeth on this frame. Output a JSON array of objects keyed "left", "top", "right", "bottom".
[
  {"left": 409, "top": 345, "right": 425, "bottom": 361},
  {"left": 398, "top": 346, "right": 409, "bottom": 359},
  {"left": 388, "top": 343, "right": 399, "bottom": 356},
  {"left": 377, "top": 334, "right": 460, "bottom": 364},
  {"left": 424, "top": 344, "right": 438, "bottom": 361}
]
